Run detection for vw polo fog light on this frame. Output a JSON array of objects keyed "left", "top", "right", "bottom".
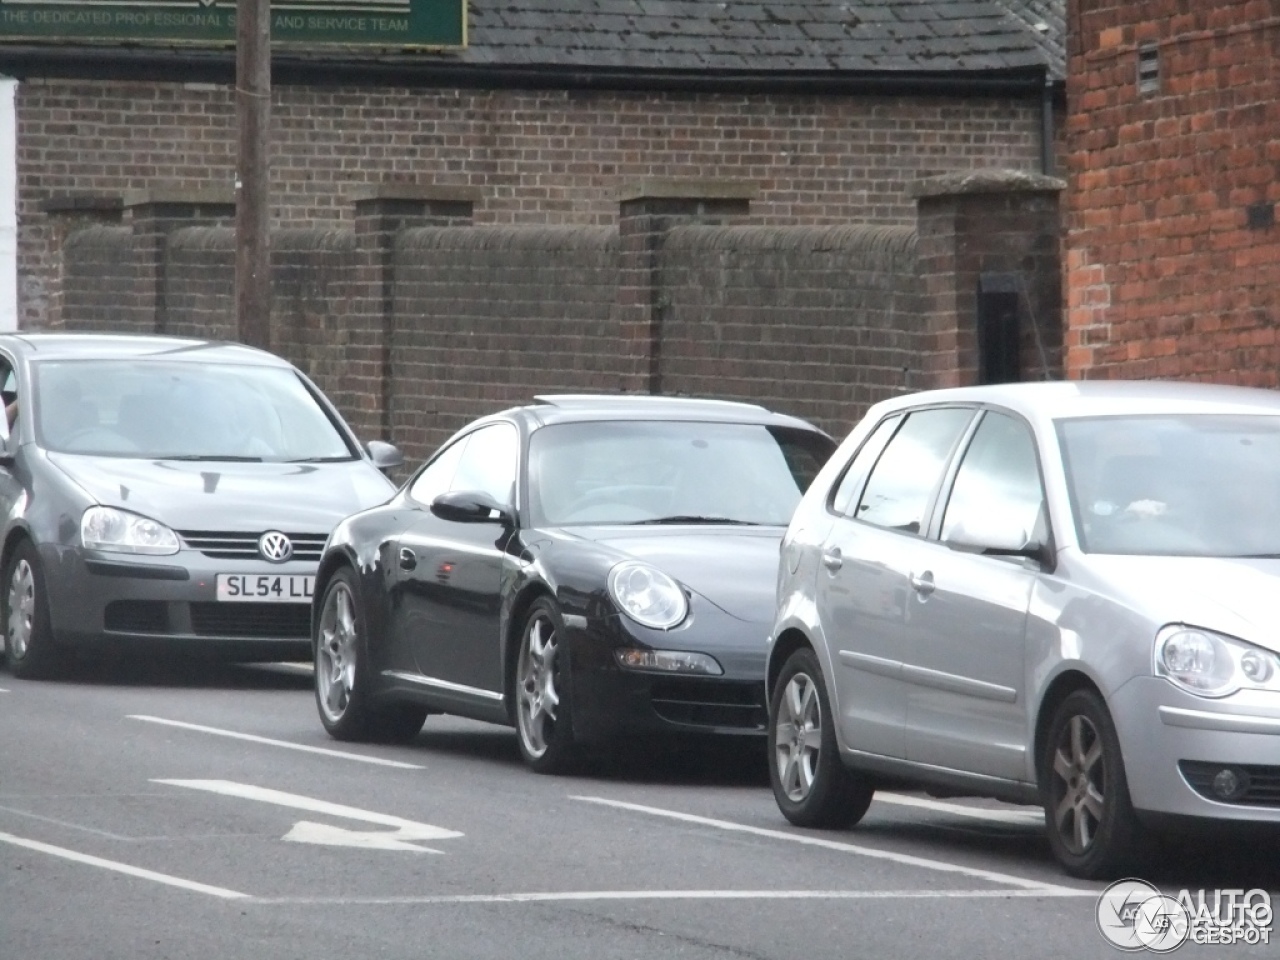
[
  {"left": 1212, "top": 767, "right": 1251, "bottom": 802},
  {"left": 608, "top": 560, "right": 688, "bottom": 630},
  {"left": 615, "top": 648, "right": 723, "bottom": 676},
  {"left": 81, "top": 506, "right": 180, "bottom": 555},
  {"left": 1155, "top": 625, "right": 1280, "bottom": 698}
]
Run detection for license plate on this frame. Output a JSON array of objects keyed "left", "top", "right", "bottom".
[{"left": 216, "top": 574, "right": 314, "bottom": 603}]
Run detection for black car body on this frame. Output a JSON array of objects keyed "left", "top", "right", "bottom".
[{"left": 312, "top": 394, "right": 835, "bottom": 772}]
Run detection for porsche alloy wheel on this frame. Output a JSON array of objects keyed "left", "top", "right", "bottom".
[
  {"left": 515, "top": 598, "right": 578, "bottom": 774},
  {"left": 314, "top": 568, "right": 426, "bottom": 744}
]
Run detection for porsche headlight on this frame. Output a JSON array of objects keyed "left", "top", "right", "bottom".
[
  {"left": 607, "top": 560, "right": 688, "bottom": 630},
  {"left": 81, "top": 506, "right": 180, "bottom": 555},
  {"left": 1155, "top": 625, "right": 1280, "bottom": 698}
]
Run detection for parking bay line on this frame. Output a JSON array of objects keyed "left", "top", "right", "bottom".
[
  {"left": 571, "top": 796, "right": 1091, "bottom": 896},
  {"left": 0, "top": 829, "right": 249, "bottom": 900},
  {"left": 128, "top": 715, "right": 425, "bottom": 769}
]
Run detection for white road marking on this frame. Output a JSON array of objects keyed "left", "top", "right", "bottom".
[
  {"left": 875, "top": 792, "right": 1044, "bottom": 825},
  {"left": 255, "top": 887, "right": 1097, "bottom": 906},
  {"left": 155, "top": 779, "right": 463, "bottom": 853},
  {"left": 129, "top": 715, "right": 424, "bottom": 769},
  {"left": 571, "top": 796, "right": 1088, "bottom": 895},
  {"left": 0, "top": 829, "right": 249, "bottom": 899},
  {"left": 0, "top": 687, "right": 8, "bottom": 693}
]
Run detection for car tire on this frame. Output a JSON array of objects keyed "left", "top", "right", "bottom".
[
  {"left": 514, "top": 597, "right": 580, "bottom": 775},
  {"left": 2, "top": 539, "right": 64, "bottom": 680},
  {"left": 769, "top": 648, "right": 873, "bottom": 828},
  {"left": 1041, "top": 688, "right": 1147, "bottom": 880},
  {"left": 314, "top": 567, "right": 426, "bottom": 744}
]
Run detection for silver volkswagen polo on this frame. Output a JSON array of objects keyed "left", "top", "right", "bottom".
[
  {"left": 767, "top": 380, "right": 1280, "bottom": 879},
  {"left": 0, "top": 332, "right": 401, "bottom": 679}
]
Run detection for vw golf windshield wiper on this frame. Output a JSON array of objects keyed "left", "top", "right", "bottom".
[
  {"left": 154, "top": 454, "right": 264, "bottom": 462},
  {"left": 285, "top": 455, "right": 355, "bottom": 463},
  {"left": 631, "top": 515, "right": 762, "bottom": 525}
]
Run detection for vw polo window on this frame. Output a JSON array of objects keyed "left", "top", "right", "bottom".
[
  {"left": 829, "top": 414, "right": 901, "bottom": 516},
  {"left": 854, "top": 407, "right": 973, "bottom": 534},
  {"left": 940, "top": 411, "right": 1045, "bottom": 547}
]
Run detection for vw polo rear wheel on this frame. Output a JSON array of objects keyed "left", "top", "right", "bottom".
[{"left": 769, "top": 648, "right": 873, "bottom": 828}]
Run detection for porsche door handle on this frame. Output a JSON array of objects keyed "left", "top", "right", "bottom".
[
  {"left": 398, "top": 547, "right": 417, "bottom": 571},
  {"left": 821, "top": 548, "right": 843, "bottom": 571}
]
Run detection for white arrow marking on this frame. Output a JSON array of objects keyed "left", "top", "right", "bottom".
[{"left": 156, "top": 779, "right": 463, "bottom": 854}]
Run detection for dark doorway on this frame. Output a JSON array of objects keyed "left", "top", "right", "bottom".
[{"left": 977, "top": 274, "right": 1022, "bottom": 385}]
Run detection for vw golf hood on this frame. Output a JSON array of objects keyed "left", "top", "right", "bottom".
[
  {"left": 1074, "top": 553, "right": 1280, "bottom": 655},
  {"left": 48, "top": 453, "right": 395, "bottom": 533},
  {"left": 567, "top": 526, "right": 785, "bottom": 625}
]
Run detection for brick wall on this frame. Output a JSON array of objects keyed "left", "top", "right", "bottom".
[
  {"left": 59, "top": 173, "right": 1062, "bottom": 463},
  {"left": 1065, "top": 1, "right": 1280, "bottom": 381},
  {"left": 16, "top": 78, "right": 1048, "bottom": 329},
  {"left": 658, "top": 224, "right": 921, "bottom": 439}
]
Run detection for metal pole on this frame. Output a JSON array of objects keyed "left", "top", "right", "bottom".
[{"left": 235, "top": 0, "right": 272, "bottom": 349}]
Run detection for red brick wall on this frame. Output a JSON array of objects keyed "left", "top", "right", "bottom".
[
  {"left": 1065, "top": 0, "right": 1280, "bottom": 381},
  {"left": 15, "top": 78, "right": 1047, "bottom": 329}
]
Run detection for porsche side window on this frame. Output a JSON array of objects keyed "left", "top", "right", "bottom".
[
  {"left": 450, "top": 423, "right": 518, "bottom": 507},
  {"left": 408, "top": 437, "right": 467, "bottom": 506},
  {"left": 940, "top": 412, "right": 1045, "bottom": 546},
  {"left": 854, "top": 407, "right": 973, "bottom": 534},
  {"left": 829, "top": 414, "right": 901, "bottom": 516}
]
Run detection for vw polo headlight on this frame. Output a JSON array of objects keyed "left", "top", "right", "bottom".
[
  {"left": 608, "top": 560, "right": 688, "bottom": 630},
  {"left": 81, "top": 506, "right": 180, "bottom": 555},
  {"left": 1155, "top": 625, "right": 1280, "bottom": 698}
]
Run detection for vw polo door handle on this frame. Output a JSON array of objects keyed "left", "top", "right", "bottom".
[
  {"left": 821, "top": 547, "right": 843, "bottom": 571},
  {"left": 909, "top": 571, "right": 935, "bottom": 596},
  {"left": 398, "top": 547, "right": 417, "bottom": 571}
]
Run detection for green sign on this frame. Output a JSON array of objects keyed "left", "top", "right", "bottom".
[{"left": 0, "top": 0, "right": 465, "bottom": 48}]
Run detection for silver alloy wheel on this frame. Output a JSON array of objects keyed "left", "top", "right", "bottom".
[
  {"left": 7, "top": 557, "right": 34, "bottom": 661},
  {"left": 774, "top": 671, "right": 822, "bottom": 802},
  {"left": 517, "top": 613, "right": 560, "bottom": 758},
  {"left": 1050, "top": 713, "right": 1106, "bottom": 855},
  {"left": 317, "top": 581, "right": 358, "bottom": 724}
]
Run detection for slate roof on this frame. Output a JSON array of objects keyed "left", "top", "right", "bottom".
[{"left": 464, "top": 0, "right": 1066, "bottom": 80}]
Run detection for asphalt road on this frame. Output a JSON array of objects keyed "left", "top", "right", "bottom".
[{"left": 2, "top": 656, "right": 1277, "bottom": 960}]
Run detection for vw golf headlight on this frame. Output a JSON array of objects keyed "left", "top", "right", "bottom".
[
  {"left": 608, "top": 560, "right": 688, "bottom": 630},
  {"left": 1155, "top": 625, "right": 1280, "bottom": 698},
  {"left": 81, "top": 506, "right": 180, "bottom": 555}
]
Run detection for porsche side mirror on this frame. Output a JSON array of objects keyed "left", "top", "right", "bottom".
[
  {"left": 430, "top": 490, "right": 513, "bottom": 525},
  {"left": 366, "top": 440, "right": 405, "bottom": 471}
]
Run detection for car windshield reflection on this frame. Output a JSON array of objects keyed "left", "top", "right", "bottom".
[
  {"left": 33, "top": 359, "right": 356, "bottom": 462},
  {"left": 1059, "top": 413, "right": 1280, "bottom": 557},
  {"left": 528, "top": 420, "right": 833, "bottom": 527}
]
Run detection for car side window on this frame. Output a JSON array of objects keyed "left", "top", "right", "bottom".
[
  {"left": 941, "top": 411, "right": 1045, "bottom": 546},
  {"left": 829, "top": 414, "right": 901, "bottom": 516},
  {"left": 408, "top": 436, "right": 468, "bottom": 506},
  {"left": 450, "top": 423, "right": 519, "bottom": 507},
  {"left": 0, "top": 360, "right": 17, "bottom": 439},
  {"left": 854, "top": 407, "right": 973, "bottom": 534}
]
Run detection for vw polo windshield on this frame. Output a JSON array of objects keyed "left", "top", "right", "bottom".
[
  {"left": 34, "top": 359, "right": 355, "bottom": 462},
  {"left": 1059, "top": 413, "right": 1280, "bottom": 557}
]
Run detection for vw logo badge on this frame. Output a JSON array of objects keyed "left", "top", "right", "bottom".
[{"left": 259, "top": 531, "right": 294, "bottom": 563}]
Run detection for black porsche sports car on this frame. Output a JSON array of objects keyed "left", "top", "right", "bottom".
[{"left": 311, "top": 394, "right": 835, "bottom": 773}]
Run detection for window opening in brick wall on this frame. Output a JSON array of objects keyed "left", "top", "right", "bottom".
[
  {"left": 1137, "top": 44, "right": 1160, "bottom": 96},
  {"left": 977, "top": 276, "right": 1022, "bottom": 385}
]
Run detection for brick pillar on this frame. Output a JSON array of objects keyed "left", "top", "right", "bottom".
[
  {"left": 124, "top": 189, "right": 235, "bottom": 335},
  {"left": 350, "top": 185, "right": 477, "bottom": 444},
  {"left": 615, "top": 179, "right": 754, "bottom": 394},
  {"left": 39, "top": 195, "right": 124, "bottom": 330},
  {"left": 912, "top": 169, "right": 1065, "bottom": 390}
]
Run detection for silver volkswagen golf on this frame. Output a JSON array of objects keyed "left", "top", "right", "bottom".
[
  {"left": 767, "top": 380, "right": 1280, "bottom": 879},
  {"left": 0, "top": 332, "right": 401, "bottom": 679}
]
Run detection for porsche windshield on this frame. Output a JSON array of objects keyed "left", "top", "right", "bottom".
[
  {"left": 33, "top": 360, "right": 355, "bottom": 461},
  {"left": 528, "top": 420, "right": 835, "bottom": 527}
]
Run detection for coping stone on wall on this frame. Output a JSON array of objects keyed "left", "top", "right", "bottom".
[
  {"left": 615, "top": 179, "right": 760, "bottom": 202},
  {"left": 41, "top": 194, "right": 125, "bottom": 216},
  {"left": 348, "top": 184, "right": 484, "bottom": 204},
  {"left": 122, "top": 188, "right": 236, "bottom": 209},
  {"left": 664, "top": 223, "right": 916, "bottom": 256},
  {"left": 909, "top": 168, "right": 1065, "bottom": 199},
  {"left": 399, "top": 224, "right": 615, "bottom": 252}
]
